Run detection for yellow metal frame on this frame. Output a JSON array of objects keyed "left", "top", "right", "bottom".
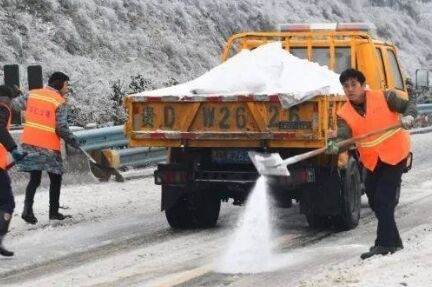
[
  {"left": 221, "top": 31, "right": 374, "bottom": 61},
  {"left": 221, "top": 30, "right": 405, "bottom": 93}
]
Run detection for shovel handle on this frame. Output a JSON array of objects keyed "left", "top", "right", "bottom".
[
  {"left": 0, "top": 152, "right": 29, "bottom": 171},
  {"left": 336, "top": 123, "right": 402, "bottom": 148},
  {"left": 280, "top": 123, "right": 402, "bottom": 166},
  {"left": 79, "top": 147, "right": 97, "bottom": 164},
  {"left": 2, "top": 161, "right": 17, "bottom": 171}
]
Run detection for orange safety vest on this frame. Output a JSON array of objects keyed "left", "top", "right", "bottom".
[
  {"left": 21, "top": 88, "right": 65, "bottom": 151},
  {"left": 337, "top": 89, "right": 410, "bottom": 171},
  {"left": 0, "top": 103, "right": 11, "bottom": 169}
]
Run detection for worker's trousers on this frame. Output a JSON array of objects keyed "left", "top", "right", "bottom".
[
  {"left": 365, "top": 158, "right": 406, "bottom": 248},
  {"left": 24, "top": 171, "right": 62, "bottom": 213},
  {"left": 0, "top": 170, "right": 15, "bottom": 214}
]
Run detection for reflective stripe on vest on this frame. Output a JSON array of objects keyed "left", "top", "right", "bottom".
[
  {"left": 337, "top": 89, "right": 410, "bottom": 171},
  {"left": 356, "top": 127, "right": 402, "bottom": 148},
  {"left": 0, "top": 103, "right": 11, "bottom": 169},
  {"left": 28, "top": 93, "right": 63, "bottom": 107},
  {"left": 24, "top": 121, "right": 56, "bottom": 133},
  {"left": 21, "top": 88, "right": 65, "bottom": 151}
]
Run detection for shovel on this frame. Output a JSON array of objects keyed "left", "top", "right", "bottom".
[
  {"left": 79, "top": 147, "right": 125, "bottom": 182},
  {"left": 249, "top": 123, "right": 403, "bottom": 177},
  {"left": 2, "top": 161, "right": 19, "bottom": 171},
  {"left": 0, "top": 152, "right": 29, "bottom": 172}
]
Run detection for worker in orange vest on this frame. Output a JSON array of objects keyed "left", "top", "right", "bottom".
[
  {"left": 0, "top": 85, "right": 25, "bottom": 256},
  {"left": 14, "top": 72, "right": 81, "bottom": 224},
  {"left": 326, "top": 68, "right": 417, "bottom": 259}
]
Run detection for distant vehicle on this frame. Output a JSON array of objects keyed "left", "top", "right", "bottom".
[{"left": 125, "top": 23, "right": 409, "bottom": 230}]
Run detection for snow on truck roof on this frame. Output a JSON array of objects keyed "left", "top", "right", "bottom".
[{"left": 134, "top": 42, "right": 344, "bottom": 108}]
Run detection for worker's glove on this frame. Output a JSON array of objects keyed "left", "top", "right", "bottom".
[
  {"left": 401, "top": 115, "right": 415, "bottom": 130},
  {"left": 10, "top": 149, "right": 26, "bottom": 162},
  {"left": 68, "top": 136, "right": 81, "bottom": 149},
  {"left": 325, "top": 140, "right": 340, "bottom": 155}
]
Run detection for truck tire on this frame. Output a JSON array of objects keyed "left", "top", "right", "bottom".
[
  {"left": 165, "top": 195, "right": 192, "bottom": 229},
  {"left": 191, "top": 191, "right": 221, "bottom": 228},
  {"left": 300, "top": 168, "right": 341, "bottom": 230},
  {"left": 165, "top": 189, "right": 221, "bottom": 229},
  {"left": 306, "top": 213, "right": 331, "bottom": 229},
  {"left": 333, "top": 156, "right": 362, "bottom": 231}
]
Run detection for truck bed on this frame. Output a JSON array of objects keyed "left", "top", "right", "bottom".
[{"left": 124, "top": 94, "right": 346, "bottom": 148}]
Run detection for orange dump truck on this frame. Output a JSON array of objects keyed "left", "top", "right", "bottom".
[{"left": 124, "top": 23, "right": 408, "bottom": 230}]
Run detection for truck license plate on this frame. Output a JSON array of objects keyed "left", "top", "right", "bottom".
[{"left": 211, "top": 150, "right": 251, "bottom": 164}]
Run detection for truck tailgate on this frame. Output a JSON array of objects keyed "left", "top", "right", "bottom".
[{"left": 124, "top": 94, "right": 345, "bottom": 148}]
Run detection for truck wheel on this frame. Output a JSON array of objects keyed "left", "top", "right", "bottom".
[
  {"left": 191, "top": 191, "right": 221, "bottom": 228},
  {"left": 334, "top": 156, "right": 362, "bottom": 231},
  {"left": 306, "top": 213, "right": 331, "bottom": 229},
  {"left": 165, "top": 196, "right": 192, "bottom": 229},
  {"left": 165, "top": 190, "right": 221, "bottom": 229}
]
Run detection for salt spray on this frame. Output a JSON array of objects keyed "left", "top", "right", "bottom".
[{"left": 215, "top": 176, "right": 273, "bottom": 273}]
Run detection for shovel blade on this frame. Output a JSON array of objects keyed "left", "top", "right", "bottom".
[{"left": 248, "top": 151, "right": 290, "bottom": 177}]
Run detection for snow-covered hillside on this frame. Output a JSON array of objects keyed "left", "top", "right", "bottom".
[{"left": 0, "top": 0, "right": 431, "bottom": 124}]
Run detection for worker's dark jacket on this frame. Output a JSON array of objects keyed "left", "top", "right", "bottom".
[
  {"left": 0, "top": 98, "right": 17, "bottom": 152},
  {"left": 0, "top": 97, "right": 17, "bottom": 214}
]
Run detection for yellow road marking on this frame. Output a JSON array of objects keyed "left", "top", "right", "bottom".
[{"left": 157, "top": 264, "right": 212, "bottom": 287}]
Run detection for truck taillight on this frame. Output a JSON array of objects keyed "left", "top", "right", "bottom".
[
  {"left": 279, "top": 22, "right": 375, "bottom": 33},
  {"left": 154, "top": 170, "right": 188, "bottom": 185}
]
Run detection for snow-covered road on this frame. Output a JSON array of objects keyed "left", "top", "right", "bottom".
[{"left": 1, "top": 133, "right": 432, "bottom": 287}]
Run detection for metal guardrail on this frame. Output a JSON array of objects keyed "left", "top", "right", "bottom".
[
  {"left": 415, "top": 104, "right": 432, "bottom": 127},
  {"left": 87, "top": 147, "right": 167, "bottom": 181},
  {"left": 73, "top": 125, "right": 167, "bottom": 181},
  {"left": 73, "top": 125, "right": 168, "bottom": 168},
  {"left": 74, "top": 125, "right": 127, "bottom": 151},
  {"left": 109, "top": 147, "right": 167, "bottom": 169},
  {"left": 410, "top": 126, "right": 432, "bottom": 135},
  {"left": 417, "top": 103, "right": 432, "bottom": 114}
]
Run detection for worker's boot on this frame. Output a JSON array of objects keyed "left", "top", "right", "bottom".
[
  {"left": 49, "top": 206, "right": 71, "bottom": 221},
  {"left": 368, "top": 238, "right": 379, "bottom": 251},
  {"left": 360, "top": 246, "right": 402, "bottom": 260},
  {"left": 21, "top": 204, "right": 38, "bottom": 225},
  {"left": 0, "top": 211, "right": 14, "bottom": 257},
  {"left": 369, "top": 236, "right": 403, "bottom": 252}
]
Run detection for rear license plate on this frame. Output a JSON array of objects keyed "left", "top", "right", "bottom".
[{"left": 211, "top": 150, "right": 251, "bottom": 164}]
